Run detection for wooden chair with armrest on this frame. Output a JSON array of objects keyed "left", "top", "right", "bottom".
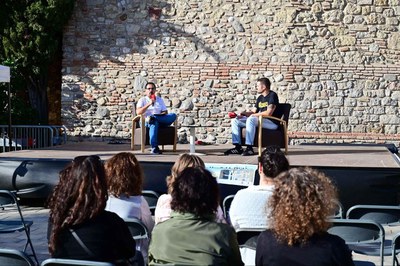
[
  {"left": 241, "top": 103, "right": 291, "bottom": 156},
  {"left": 131, "top": 105, "right": 177, "bottom": 153}
]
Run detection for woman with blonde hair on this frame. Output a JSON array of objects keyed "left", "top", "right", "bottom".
[
  {"left": 256, "top": 167, "right": 354, "bottom": 266},
  {"left": 154, "top": 153, "right": 226, "bottom": 224}
]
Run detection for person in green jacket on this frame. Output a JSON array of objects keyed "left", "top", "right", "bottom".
[{"left": 149, "top": 167, "right": 244, "bottom": 266}]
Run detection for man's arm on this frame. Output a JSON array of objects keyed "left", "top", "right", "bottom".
[
  {"left": 251, "top": 104, "right": 276, "bottom": 117},
  {"left": 136, "top": 101, "right": 152, "bottom": 115},
  {"left": 239, "top": 111, "right": 254, "bottom": 117},
  {"left": 238, "top": 107, "right": 257, "bottom": 117}
]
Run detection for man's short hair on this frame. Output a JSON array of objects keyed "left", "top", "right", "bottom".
[
  {"left": 258, "top": 146, "right": 289, "bottom": 178},
  {"left": 257, "top": 78, "right": 271, "bottom": 89},
  {"left": 145, "top": 82, "right": 156, "bottom": 90}
]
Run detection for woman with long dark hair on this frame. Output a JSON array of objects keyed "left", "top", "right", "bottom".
[{"left": 47, "top": 155, "right": 136, "bottom": 264}]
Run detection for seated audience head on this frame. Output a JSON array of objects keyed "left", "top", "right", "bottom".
[
  {"left": 171, "top": 167, "right": 219, "bottom": 218},
  {"left": 258, "top": 146, "right": 289, "bottom": 179},
  {"left": 47, "top": 155, "right": 107, "bottom": 254},
  {"left": 167, "top": 153, "right": 205, "bottom": 193},
  {"left": 105, "top": 152, "right": 143, "bottom": 197},
  {"left": 269, "top": 167, "right": 337, "bottom": 246}
]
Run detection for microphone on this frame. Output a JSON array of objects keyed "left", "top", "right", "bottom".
[{"left": 150, "top": 94, "right": 156, "bottom": 106}]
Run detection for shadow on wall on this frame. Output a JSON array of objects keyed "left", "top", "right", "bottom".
[
  {"left": 77, "top": 0, "right": 221, "bottom": 63},
  {"left": 62, "top": 0, "right": 222, "bottom": 138}
]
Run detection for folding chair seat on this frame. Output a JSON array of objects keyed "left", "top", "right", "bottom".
[
  {"left": 0, "top": 190, "right": 38, "bottom": 264},
  {"left": 240, "top": 103, "right": 291, "bottom": 156},
  {"left": 131, "top": 104, "right": 177, "bottom": 152},
  {"left": 41, "top": 258, "right": 115, "bottom": 265},
  {"left": 354, "top": 261, "right": 376, "bottom": 266},
  {"left": 328, "top": 218, "right": 391, "bottom": 266},
  {"left": 0, "top": 248, "right": 35, "bottom": 266}
]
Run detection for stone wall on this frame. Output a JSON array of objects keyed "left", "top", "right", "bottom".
[{"left": 62, "top": 0, "right": 400, "bottom": 146}]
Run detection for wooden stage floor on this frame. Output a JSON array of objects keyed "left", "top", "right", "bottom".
[{"left": 0, "top": 141, "right": 399, "bottom": 168}]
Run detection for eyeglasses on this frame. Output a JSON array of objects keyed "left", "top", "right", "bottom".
[{"left": 146, "top": 87, "right": 155, "bottom": 90}]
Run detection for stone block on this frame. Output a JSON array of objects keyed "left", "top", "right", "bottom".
[
  {"left": 384, "top": 74, "right": 397, "bottom": 81},
  {"left": 358, "top": 0, "right": 373, "bottom": 5}
]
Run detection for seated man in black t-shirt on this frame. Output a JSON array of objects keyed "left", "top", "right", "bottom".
[{"left": 224, "top": 77, "right": 279, "bottom": 156}]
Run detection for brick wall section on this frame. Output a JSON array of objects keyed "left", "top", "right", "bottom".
[{"left": 61, "top": 0, "right": 400, "bottom": 146}]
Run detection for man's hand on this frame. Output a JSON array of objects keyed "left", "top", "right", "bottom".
[
  {"left": 150, "top": 94, "right": 156, "bottom": 105},
  {"left": 240, "top": 111, "right": 254, "bottom": 117}
]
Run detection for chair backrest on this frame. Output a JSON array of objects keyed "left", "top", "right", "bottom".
[
  {"left": 328, "top": 219, "right": 384, "bottom": 266},
  {"left": 222, "top": 194, "right": 235, "bottom": 222},
  {"left": 124, "top": 218, "right": 149, "bottom": 241},
  {"left": 272, "top": 103, "right": 291, "bottom": 125},
  {"left": 0, "top": 189, "right": 18, "bottom": 207},
  {"left": 41, "top": 258, "right": 115, "bottom": 266},
  {"left": 329, "top": 200, "right": 344, "bottom": 219},
  {"left": 0, "top": 248, "right": 35, "bottom": 266},
  {"left": 235, "top": 228, "right": 265, "bottom": 248},
  {"left": 347, "top": 205, "right": 400, "bottom": 225},
  {"left": 141, "top": 190, "right": 159, "bottom": 215},
  {"left": 0, "top": 190, "right": 29, "bottom": 226},
  {"left": 0, "top": 190, "right": 38, "bottom": 264},
  {"left": 328, "top": 218, "right": 384, "bottom": 244}
]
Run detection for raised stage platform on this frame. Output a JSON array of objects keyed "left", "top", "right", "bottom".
[
  {"left": 1, "top": 141, "right": 399, "bottom": 167},
  {"left": 0, "top": 141, "right": 399, "bottom": 211}
]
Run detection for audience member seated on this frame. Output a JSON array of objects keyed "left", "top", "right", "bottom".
[
  {"left": 104, "top": 152, "right": 154, "bottom": 262},
  {"left": 229, "top": 146, "right": 289, "bottom": 229},
  {"left": 256, "top": 167, "right": 355, "bottom": 266},
  {"left": 149, "top": 167, "right": 243, "bottom": 265},
  {"left": 47, "top": 155, "right": 136, "bottom": 265},
  {"left": 154, "top": 153, "right": 226, "bottom": 224}
]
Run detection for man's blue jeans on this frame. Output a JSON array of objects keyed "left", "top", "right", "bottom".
[
  {"left": 145, "top": 113, "right": 177, "bottom": 148},
  {"left": 231, "top": 116, "right": 278, "bottom": 146}
]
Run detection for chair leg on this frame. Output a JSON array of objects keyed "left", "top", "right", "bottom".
[{"left": 23, "top": 226, "right": 39, "bottom": 265}]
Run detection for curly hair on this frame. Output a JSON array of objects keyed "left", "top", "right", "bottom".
[
  {"left": 170, "top": 167, "right": 219, "bottom": 217},
  {"left": 269, "top": 167, "right": 337, "bottom": 246},
  {"left": 47, "top": 155, "right": 108, "bottom": 255},
  {"left": 258, "top": 146, "right": 289, "bottom": 178},
  {"left": 166, "top": 153, "right": 205, "bottom": 194},
  {"left": 105, "top": 152, "right": 144, "bottom": 197}
]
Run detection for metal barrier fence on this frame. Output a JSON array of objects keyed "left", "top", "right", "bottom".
[{"left": 0, "top": 125, "right": 67, "bottom": 153}]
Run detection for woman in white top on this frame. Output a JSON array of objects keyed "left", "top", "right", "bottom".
[
  {"left": 155, "top": 153, "right": 226, "bottom": 224},
  {"left": 104, "top": 152, "right": 154, "bottom": 262}
]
